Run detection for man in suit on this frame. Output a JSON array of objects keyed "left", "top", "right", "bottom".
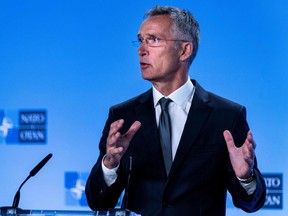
[{"left": 85, "top": 6, "right": 266, "bottom": 216}]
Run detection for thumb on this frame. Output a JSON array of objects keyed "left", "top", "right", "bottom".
[{"left": 223, "top": 130, "right": 236, "bottom": 152}]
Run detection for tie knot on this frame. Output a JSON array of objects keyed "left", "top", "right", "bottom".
[{"left": 159, "top": 97, "right": 172, "bottom": 111}]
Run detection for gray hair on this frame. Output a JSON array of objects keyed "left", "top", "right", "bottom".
[{"left": 144, "top": 6, "right": 200, "bottom": 65}]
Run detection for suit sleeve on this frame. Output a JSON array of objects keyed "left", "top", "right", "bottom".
[
  {"left": 227, "top": 106, "right": 266, "bottom": 212},
  {"left": 85, "top": 108, "right": 126, "bottom": 210}
]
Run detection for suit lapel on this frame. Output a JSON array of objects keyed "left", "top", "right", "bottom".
[
  {"left": 134, "top": 89, "right": 163, "bottom": 157},
  {"left": 169, "top": 81, "right": 213, "bottom": 176}
]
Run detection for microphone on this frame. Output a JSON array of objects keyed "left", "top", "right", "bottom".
[
  {"left": 11, "top": 153, "right": 53, "bottom": 209},
  {"left": 0, "top": 153, "right": 53, "bottom": 214},
  {"left": 107, "top": 156, "right": 134, "bottom": 215},
  {"left": 121, "top": 156, "right": 132, "bottom": 210}
]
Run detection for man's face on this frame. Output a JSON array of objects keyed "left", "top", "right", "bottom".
[{"left": 137, "top": 15, "right": 183, "bottom": 83}]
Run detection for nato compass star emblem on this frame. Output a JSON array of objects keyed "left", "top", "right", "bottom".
[{"left": 0, "top": 117, "right": 14, "bottom": 137}]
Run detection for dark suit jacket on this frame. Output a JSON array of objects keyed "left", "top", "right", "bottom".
[{"left": 85, "top": 80, "right": 266, "bottom": 216}]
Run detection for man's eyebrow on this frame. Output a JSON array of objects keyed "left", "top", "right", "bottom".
[{"left": 137, "top": 33, "right": 156, "bottom": 38}]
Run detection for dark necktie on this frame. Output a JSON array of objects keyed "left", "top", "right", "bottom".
[{"left": 158, "top": 97, "right": 172, "bottom": 176}]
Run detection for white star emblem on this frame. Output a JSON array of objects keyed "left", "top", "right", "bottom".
[
  {"left": 70, "top": 179, "right": 85, "bottom": 200},
  {"left": 0, "top": 117, "right": 14, "bottom": 137}
]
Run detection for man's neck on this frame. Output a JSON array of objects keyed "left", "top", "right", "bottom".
[{"left": 152, "top": 75, "right": 189, "bottom": 96}]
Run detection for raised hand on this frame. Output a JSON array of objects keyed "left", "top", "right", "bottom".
[
  {"left": 104, "top": 119, "right": 141, "bottom": 169},
  {"left": 223, "top": 130, "right": 256, "bottom": 179}
]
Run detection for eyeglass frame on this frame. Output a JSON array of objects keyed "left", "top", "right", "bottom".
[{"left": 132, "top": 34, "right": 191, "bottom": 47}]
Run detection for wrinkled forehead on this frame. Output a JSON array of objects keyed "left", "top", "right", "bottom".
[{"left": 138, "top": 15, "right": 175, "bottom": 37}]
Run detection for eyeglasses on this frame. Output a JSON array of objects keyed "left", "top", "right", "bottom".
[{"left": 132, "top": 35, "right": 190, "bottom": 47}]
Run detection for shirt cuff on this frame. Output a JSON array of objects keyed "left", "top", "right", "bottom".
[
  {"left": 238, "top": 179, "right": 257, "bottom": 195},
  {"left": 101, "top": 155, "right": 119, "bottom": 186}
]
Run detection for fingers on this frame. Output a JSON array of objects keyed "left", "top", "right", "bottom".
[
  {"left": 243, "top": 131, "right": 256, "bottom": 159},
  {"left": 105, "top": 119, "right": 141, "bottom": 168},
  {"left": 244, "top": 131, "right": 256, "bottom": 166},
  {"left": 242, "top": 142, "right": 254, "bottom": 163},
  {"left": 105, "top": 119, "right": 125, "bottom": 168},
  {"left": 123, "top": 121, "right": 142, "bottom": 141},
  {"left": 246, "top": 131, "right": 256, "bottom": 149},
  {"left": 224, "top": 130, "right": 256, "bottom": 150},
  {"left": 107, "top": 119, "right": 124, "bottom": 146},
  {"left": 107, "top": 120, "right": 141, "bottom": 146},
  {"left": 223, "top": 130, "right": 255, "bottom": 176},
  {"left": 223, "top": 130, "right": 236, "bottom": 152}
]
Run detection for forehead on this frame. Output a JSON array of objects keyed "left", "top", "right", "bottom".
[{"left": 138, "top": 15, "right": 174, "bottom": 36}]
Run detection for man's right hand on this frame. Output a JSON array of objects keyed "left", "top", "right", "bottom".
[{"left": 104, "top": 119, "right": 141, "bottom": 169}]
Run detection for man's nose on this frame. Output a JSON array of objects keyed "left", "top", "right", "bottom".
[{"left": 138, "top": 43, "right": 149, "bottom": 56}]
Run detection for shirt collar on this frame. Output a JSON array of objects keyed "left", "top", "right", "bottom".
[{"left": 153, "top": 77, "right": 195, "bottom": 109}]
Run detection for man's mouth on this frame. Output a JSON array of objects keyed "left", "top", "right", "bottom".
[{"left": 140, "top": 62, "right": 150, "bottom": 69}]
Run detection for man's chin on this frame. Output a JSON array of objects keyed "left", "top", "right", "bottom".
[{"left": 141, "top": 72, "right": 153, "bottom": 81}]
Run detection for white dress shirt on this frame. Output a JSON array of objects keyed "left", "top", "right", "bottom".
[{"left": 153, "top": 78, "right": 195, "bottom": 160}]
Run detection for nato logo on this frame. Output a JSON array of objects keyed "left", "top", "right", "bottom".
[
  {"left": 65, "top": 172, "right": 89, "bottom": 207},
  {"left": 0, "top": 109, "right": 47, "bottom": 144},
  {"left": 263, "top": 173, "right": 283, "bottom": 209},
  {"left": 64, "top": 171, "right": 124, "bottom": 208}
]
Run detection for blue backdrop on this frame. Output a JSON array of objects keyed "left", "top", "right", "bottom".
[{"left": 0, "top": 0, "right": 287, "bottom": 215}]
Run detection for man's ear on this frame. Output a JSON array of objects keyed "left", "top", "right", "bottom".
[{"left": 179, "top": 42, "right": 193, "bottom": 62}]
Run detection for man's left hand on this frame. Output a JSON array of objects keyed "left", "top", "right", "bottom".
[{"left": 223, "top": 130, "right": 256, "bottom": 179}]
